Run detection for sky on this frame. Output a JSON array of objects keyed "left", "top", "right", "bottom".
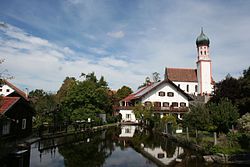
[{"left": 0, "top": 0, "right": 249, "bottom": 92}]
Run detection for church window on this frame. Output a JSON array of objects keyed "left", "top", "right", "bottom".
[
  {"left": 167, "top": 92, "right": 174, "bottom": 97},
  {"left": 163, "top": 102, "right": 169, "bottom": 107},
  {"left": 180, "top": 102, "right": 186, "bottom": 107},
  {"left": 158, "top": 91, "right": 165, "bottom": 96},
  {"left": 186, "top": 85, "right": 189, "bottom": 92},
  {"left": 172, "top": 102, "right": 178, "bottom": 107}
]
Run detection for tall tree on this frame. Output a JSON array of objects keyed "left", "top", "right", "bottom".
[{"left": 56, "top": 77, "right": 76, "bottom": 103}]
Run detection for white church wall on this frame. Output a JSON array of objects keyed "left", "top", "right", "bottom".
[{"left": 173, "top": 81, "right": 198, "bottom": 95}]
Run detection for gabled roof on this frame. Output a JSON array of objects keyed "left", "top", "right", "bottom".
[
  {"left": 2, "top": 80, "right": 29, "bottom": 101},
  {"left": 165, "top": 68, "right": 197, "bottom": 82},
  {"left": 0, "top": 97, "right": 20, "bottom": 114},
  {"left": 121, "top": 79, "right": 193, "bottom": 102}
]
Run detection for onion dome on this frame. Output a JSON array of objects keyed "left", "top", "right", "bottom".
[{"left": 196, "top": 28, "right": 210, "bottom": 47}]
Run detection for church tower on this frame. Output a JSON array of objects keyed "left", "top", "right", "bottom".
[{"left": 196, "top": 28, "right": 213, "bottom": 95}]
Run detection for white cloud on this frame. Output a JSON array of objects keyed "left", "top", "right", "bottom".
[{"left": 107, "top": 31, "right": 125, "bottom": 38}]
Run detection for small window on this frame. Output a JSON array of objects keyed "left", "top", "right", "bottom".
[
  {"left": 195, "top": 85, "right": 198, "bottom": 92},
  {"left": 153, "top": 102, "right": 161, "bottom": 107},
  {"left": 180, "top": 102, "right": 186, "bottom": 107},
  {"left": 0, "top": 89, "right": 2, "bottom": 92},
  {"left": 126, "top": 114, "right": 131, "bottom": 119},
  {"left": 167, "top": 92, "right": 174, "bottom": 97},
  {"left": 22, "top": 119, "right": 26, "bottom": 130},
  {"left": 186, "top": 85, "right": 189, "bottom": 92},
  {"left": 200, "top": 51, "right": 202, "bottom": 55},
  {"left": 6, "top": 89, "right": 10, "bottom": 92},
  {"left": 157, "top": 153, "right": 165, "bottom": 159},
  {"left": 125, "top": 128, "right": 131, "bottom": 133},
  {"left": 172, "top": 102, "right": 178, "bottom": 107},
  {"left": 178, "top": 84, "right": 180, "bottom": 88},
  {"left": 158, "top": 91, "right": 165, "bottom": 97},
  {"left": 163, "top": 102, "right": 169, "bottom": 107},
  {"left": 204, "top": 51, "right": 206, "bottom": 55}
]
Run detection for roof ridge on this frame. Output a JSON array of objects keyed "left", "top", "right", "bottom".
[{"left": 166, "top": 67, "right": 196, "bottom": 70}]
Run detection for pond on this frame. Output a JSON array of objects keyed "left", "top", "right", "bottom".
[{"left": 24, "top": 126, "right": 240, "bottom": 166}]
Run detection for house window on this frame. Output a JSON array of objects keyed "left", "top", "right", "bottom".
[
  {"left": 200, "top": 51, "right": 202, "bottom": 55},
  {"left": 2, "top": 121, "right": 10, "bottom": 135},
  {"left": 6, "top": 89, "right": 10, "bottom": 92},
  {"left": 22, "top": 119, "right": 26, "bottom": 130},
  {"left": 158, "top": 91, "right": 165, "bottom": 97},
  {"left": 125, "top": 128, "right": 131, "bottom": 133},
  {"left": 163, "top": 102, "right": 169, "bottom": 107},
  {"left": 195, "top": 85, "right": 198, "bottom": 92},
  {"left": 204, "top": 51, "right": 206, "bottom": 55},
  {"left": 167, "top": 92, "right": 174, "bottom": 97},
  {"left": 178, "top": 84, "right": 180, "bottom": 88},
  {"left": 126, "top": 114, "right": 131, "bottom": 119},
  {"left": 157, "top": 153, "right": 165, "bottom": 159},
  {"left": 144, "top": 101, "right": 152, "bottom": 106},
  {"left": 180, "top": 102, "right": 186, "bottom": 107},
  {"left": 0, "top": 89, "right": 2, "bottom": 92},
  {"left": 153, "top": 102, "right": 161, "bottom": 107},
  {"left": 172, "top": 102, "right": 178, "bottom": 107},
  {"left": 186, "top": 85, "right": 189, "bottom": 92}
]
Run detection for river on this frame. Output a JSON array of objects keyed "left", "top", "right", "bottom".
[{"left": 25, "top": 125, "right": 239, "bottom": 167}]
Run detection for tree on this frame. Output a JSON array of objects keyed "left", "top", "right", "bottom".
[
  {"left": 237, "top": 113, "right": 250, "bottom": 132},
  {"left": 152, "top": 72, "right": 161, "bottom": 82},
  {"left": 116, "top": 86, "right": 133, "bottom": 101},
  {"left": 133, "top": 103, "right": 153, "bottom": 125},
  {"left": 61, "top": 73, "right": 112, "bottom": 122},
  {"left": 56, "top": 77, "right": 76, "bottom": 103},
  {"left": 209, "top": 98, "right": 239, "bottom": 133},
  {"left": 182, "top": 104, "right": 211, "bottom": 132}
]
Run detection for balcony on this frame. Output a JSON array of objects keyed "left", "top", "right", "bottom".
[{"left": 116, "top": 106, "right": 189, "bottom": 113}]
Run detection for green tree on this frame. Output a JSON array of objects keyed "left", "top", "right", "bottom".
[
  {"left": 209, "top": 98, "right": 239, "bottom": 133},
  {"left": 116, "top": 86, "right": 133, "bottom": 100},
  {"left": 182, "top": 104, "right": 211, "bottom": 131},
  {"left": 237, "top": 113, "right": 250, "bottom": 132},
  {"left": 56, "top": 77, "right": 76, "bottom": 103}
]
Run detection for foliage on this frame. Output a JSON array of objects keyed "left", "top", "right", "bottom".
[
  {"left": 161, "top": 115, "right": 177, "bottom": 127},
  {"left": 115, "top": 86, "right": 133, "bottom": 101},
  {"left": 29, "top": 89, "right": 58, "bottom": 127},
  {"left": 237, "top": 113, "right": 250, "bottom": 132},
  {"left": 61, "top": 73, "right": 112, "bottom": 122},
  {"left": 210, "top": 66, "right": 250, "bottom": 116},
  {"left": 56, "top": 77, "right": 76, "bottom": 103},
  {"left": 182, "top": 104, "right": 211, "bottom": 131},
  {"left": 209, "top": 98, "right": 239, "bottom": 133},
  {"left": 133, "top": 103, "right": 153, "bottom": 122}
]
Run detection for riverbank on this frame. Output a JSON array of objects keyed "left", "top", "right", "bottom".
[{"left": 160, "top": 131, "right": 250, "bottom": 165}]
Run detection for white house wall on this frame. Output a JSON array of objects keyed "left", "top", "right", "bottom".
[
  {"left": 141, "top": 82, "right": 189, "bottom": 107},
  {"left": 120, "top": 110, "right": 137, "bottom": 122},
  {"left": 0, "top": 85, "right": 14, "bottom": 96}
]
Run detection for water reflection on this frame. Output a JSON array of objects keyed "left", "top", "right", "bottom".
[{"left": 28, "top": 126, "right": 205, "bottom": 167}]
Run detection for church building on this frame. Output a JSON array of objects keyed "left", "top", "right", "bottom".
[{"left": 119, "top": 29, "right": 215, "bottom": 122}]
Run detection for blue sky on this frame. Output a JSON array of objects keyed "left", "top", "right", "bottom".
[{"left": 0, "top": 0, "right": 250, "bottom": 92}]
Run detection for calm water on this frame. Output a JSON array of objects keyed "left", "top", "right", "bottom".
[{"left": 27, "top": 126, "right": 236, "bottom": 167}]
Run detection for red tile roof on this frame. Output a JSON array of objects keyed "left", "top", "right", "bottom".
[
  {"left": 165, "top": 68, "right": 197, "bottom": 82},
  {"left": 3, "top": 80, "right": 29, "bottom": 101},
  {"left": 0, "top": 97, "right": 20, "bottom": 114}
]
